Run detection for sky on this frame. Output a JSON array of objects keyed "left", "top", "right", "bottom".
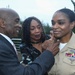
[{"left": 0, "top": 0, "right": 75, "bottom": 26}]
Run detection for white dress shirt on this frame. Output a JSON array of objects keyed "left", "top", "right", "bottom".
[
  {"left": 59, "top": 42, "right": 67, "bottom": 51},
  {"left": 0, "top": 33, "right": 18, "bottom": 55}
]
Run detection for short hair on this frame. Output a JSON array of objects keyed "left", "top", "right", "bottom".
[{"left": 56, "top": 8, "right": 75, "bottom": 22}]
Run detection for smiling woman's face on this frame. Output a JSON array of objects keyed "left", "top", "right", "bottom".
[{"left": 51, "top": 11, "right": 74, "bottom": 39}]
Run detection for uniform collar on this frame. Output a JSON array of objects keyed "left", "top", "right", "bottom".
[{"left": 60, "top": 33, "right": 75, "bottom": 52}]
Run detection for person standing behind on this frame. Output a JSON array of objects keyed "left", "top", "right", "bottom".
[
  {"left": 20, "top": 16, "right": 51, "bottom": 75},
  {"left": 48, "top": 8, "right": 75, "bottom": 75},
  {"left": 0, "top": 8, "right": 59, "bottom": 75},
  {"left": 20, "top": 16, "right": 50, "bottom": 64}
]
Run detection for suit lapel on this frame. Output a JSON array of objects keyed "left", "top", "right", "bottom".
[{"left": 0, "top": 34, "right": 17, "bottom": 56}]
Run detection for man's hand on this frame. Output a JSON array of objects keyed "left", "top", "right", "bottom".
[
  {"left": 42, "top": 39, "right": 59, "bottom": 56},
  {"left": 42, "top": 31, "right": 60, "bottom": 56}
]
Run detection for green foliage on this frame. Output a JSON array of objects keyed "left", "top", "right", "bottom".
[
  {"left": 72, "top": 27, "right": 75, "bottom": 33},
  {"left": 43, "top": 23, "right": 52, "bottom": 34},
  {"left": 18, "top": 21, "right": 52, "bottom": 37},
  {"left": 20, "top": 20, "right": 23, "bottom": 25}
]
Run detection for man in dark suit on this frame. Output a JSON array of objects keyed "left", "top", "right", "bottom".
[{"left": 0, "top": 8, "right": 59, "bottom": 75}]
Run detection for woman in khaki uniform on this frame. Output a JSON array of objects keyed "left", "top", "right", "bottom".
[{"left": 48, "top": 8, "right": 75, "bottom": 75}]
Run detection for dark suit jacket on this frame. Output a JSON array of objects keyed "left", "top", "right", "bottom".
[{"left": 0, "top": 34, "right": 55, "bottom": 75}]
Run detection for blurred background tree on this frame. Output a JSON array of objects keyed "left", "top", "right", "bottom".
[
  {"left": 18, "top": 21, "right": 52, "bottom": 38},
  {"left": 71, "top": 0, "right": 75, "bottom": 33},
  {"left": 43, "top": 23, "right": 52, "bottom": 34}
]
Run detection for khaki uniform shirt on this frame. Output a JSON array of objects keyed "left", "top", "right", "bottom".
[{"left": 48, "top": 33, "right": 75, "bottom": 75}]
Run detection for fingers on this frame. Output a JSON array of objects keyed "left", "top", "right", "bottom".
[
  {"left": 50, "top": 30, "right": 54, "bottom": 39},
  {"left": 46, "top": 40, "right": 60, "bottom": 56},
  {"left": 42, "top": 40, "right": 49, "bottom": 51},
  {"left": 42, "top": 35, "right": 60, "bottom": 56},
  {"left": 52, "top": 42, "right": 59, "bottom": 56},
  {"left": 49, "top": 30, "right": 58, "bottom": 43},
  {"left": 42, "top": 38, "right": 54, "bottom": 50},
  {"left": 52, "top": 47, "right": 59, "bottom": 56},
  {"left": 42, "top": 38, "right": 59, "bottom": 49}
]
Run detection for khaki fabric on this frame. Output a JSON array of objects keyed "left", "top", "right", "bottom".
[{"left": 48, "top": 33, "right": 75, "bottom": 75}]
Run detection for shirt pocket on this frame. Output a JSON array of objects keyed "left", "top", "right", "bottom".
[{"left": 63, "top": 57, "right": 75, "bottom": 66}]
